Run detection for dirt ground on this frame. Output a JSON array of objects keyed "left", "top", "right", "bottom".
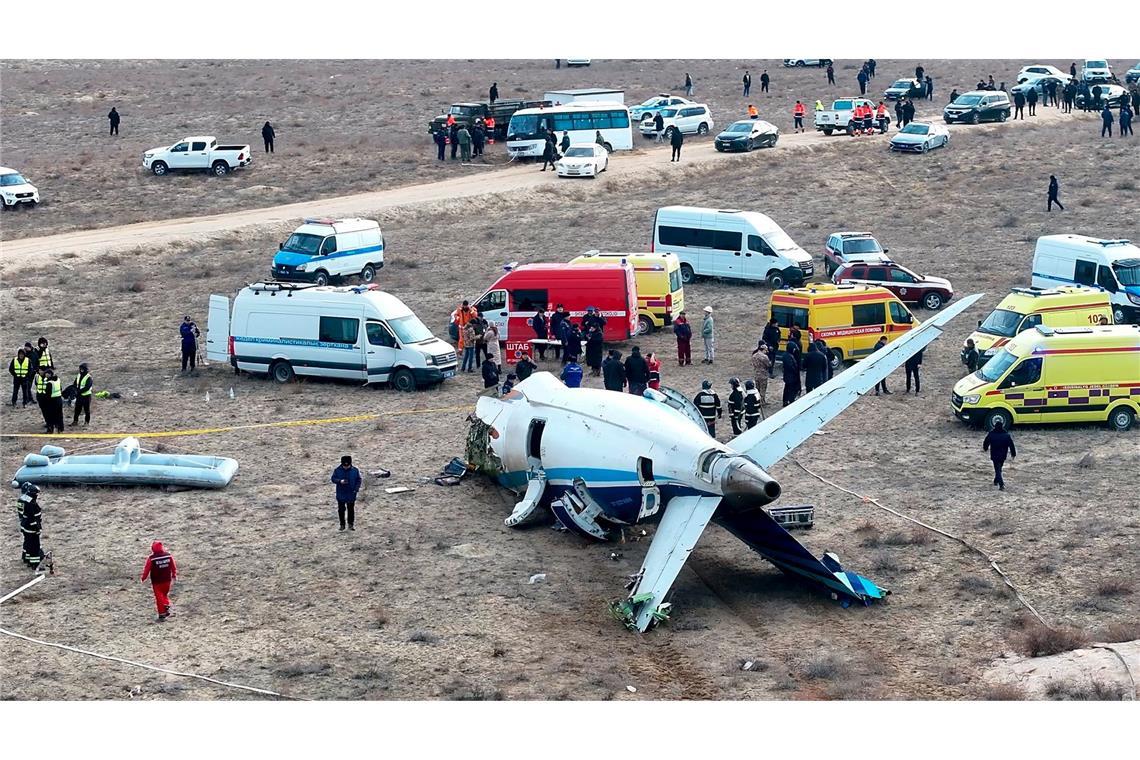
[{"left": 1, "top": 59, "right": 1138, "bottom": 701}]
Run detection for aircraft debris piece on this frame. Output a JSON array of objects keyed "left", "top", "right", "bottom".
[{"left": 11, "top": 437, "right": 237, "bottom": 489}]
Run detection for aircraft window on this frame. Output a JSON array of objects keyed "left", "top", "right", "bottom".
[
  {"left": 638, "top": 457, "right": 654, "bottom": 484},
  {"left": 697, "top": 449, "right": 722, "bottom": 482}
]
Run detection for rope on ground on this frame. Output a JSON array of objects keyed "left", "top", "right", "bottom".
[
  {"left": 789, "top": 458, "right": 1050, "bottom": 628},
  {"left": 0, "top": 404, "right": 473, "bottom": 440},
  {"left": 0, "top": 625, "right": 305, "bottom": 700}
]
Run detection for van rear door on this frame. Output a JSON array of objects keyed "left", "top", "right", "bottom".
[{"left": 206, "top": 294, "right": 231, "bottom": 363}]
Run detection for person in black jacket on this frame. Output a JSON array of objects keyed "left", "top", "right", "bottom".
[
  {"left": 1013, "top": 90, "right": 1026, "bottom": 119},
  {"left": 872, "top": 336, "right": 891, "bottom": 395},
  {"left": 489, "top": 82, "right": 499, "bottom": 105},
  {"left": 983, "top": 419, "right": 1016, "bottom": 490},
  {"left": 433, "top": 128, "right": 447, "bottom": 161},
  {"left": 450, "top": 122, "right": 460, "bottom": 160},
  {"left": 548, "top": 305, "right": 566, "bottom": 361},
  {"left": 760, "top": 70, "right": 770, "bottom": 93},
  {"left": 904, "top": 348, "right": 924, "bottom": 394},
  {"left": 563, "top": 323, "right": 583, "bottom": 364},
  {"left": 624, "top": 346, "right": 649, "bottom": 395},
  {"left": 761, "top": 319, "right": 781, "bottom": 378},
  {"left": 472, "top": 121, "right": 486, "bottom": 157},
  {"left": 481, "top": 356, "right": 501, "bottom": 390},
  {"left": 560, "top": 131, "right": 571, "bottom": 154},
  {"left": 727, "top": 378, "right": 745, "bottom": 435},
  {"left": 108, "top": 107, "right": 120, "bottom": 136},
  {"left": 1026, "top": 86, "right": 1038, "bottom": 116},
  {"left": 670, "top": 127, "right": 684, "bottom": 162},
  {"left": 781, "top": 343, "right": 801, "bottom": 407},
  {"left": 602, "top": 350, "right": 626, "bottom": 392},
  {"left": 262, "top": 121, "right": 275, "bottom": 153},
  {"left": 531, "top": 308, "right": 549, "bottom": 360},
  {"left": 582, "top": 305, "right": 607, "bottom": 335},
  {"left": 815, "top": 338, "right": 834, "bottom": 380},
  {"left": 802, "top": 343, "right": 828, "bottom": 393},
  {"left": 541, "top": 130, "right": 560, "bottom": 171},
  {"left": 1048, "top": 175, "right": 1064, "bottom": 211},
  {"left": 9, "top": 348, "right": 32, "bottom": 407},
  {"left": 694, "top": 380, "right": 721, "bottom": 437},
  {"left": 653, "top": 111, "right": 665, "bottom": 143},
  {"left": 962, "top": 339, "right": 980, "bottom": 373},
  {"left": 18, "top": 483, "right": 44, "bottom": 567},
  {"left": 584, "top": 325, "right": 604, "bottom": 376},
  {"left": 515, "top": 355, "right": 537, "bottom": 382}
]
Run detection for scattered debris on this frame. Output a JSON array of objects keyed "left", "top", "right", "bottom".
[
  {"left": 528, "top": 573, "right": 546, "bottom": 584},
  {"left": 626, "top": 685, "right": 637, "bottom": 693},
  {"left": 1076, "top": 453, "right": 1096, "bottom": 469},
  {"left": 434, "top": 458, "right": 469, "bottom": 486},
  {"left": 384, "top": 486, "right": 414, "bottom": 495},
  {"left": 609, "top": 552, "right": 623, "bottom": 561},
  {"left": 27, "top": 318, "right": 77, "bottom": 329},
  {"left": 371, "top": 468, "right": 391, "bottom": 479},
  {"left": 228, "top": 387, "right": 235, "bottom": 399},
  {"left": 742, "top": 661, "right": 755, "bottom": 671}
]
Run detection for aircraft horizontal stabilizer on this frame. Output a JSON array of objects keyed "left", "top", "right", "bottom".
[{"left": 728, "top": 293, "right": 983, "bottom": 468}]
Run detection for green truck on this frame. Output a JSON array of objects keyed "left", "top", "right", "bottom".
[{"left": 427, "top": 99, "right": 550, "bottom": 140}]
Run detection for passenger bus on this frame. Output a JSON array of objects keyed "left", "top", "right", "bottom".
[{"left": 506, "top": 102, "right": 633, "bottom": 159}]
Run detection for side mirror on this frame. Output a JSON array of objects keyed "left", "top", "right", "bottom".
[
  {"left": 978, "top": 320, "right": 983, "bottom": 327},
  {"left": 278, "top": 243, "right": 283, "bottom": 250},
  {"left": 883, "top": 248, "right": 890, "bottom": 254}
]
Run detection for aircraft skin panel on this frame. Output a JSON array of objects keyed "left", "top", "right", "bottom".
[
  {"left": 727, "top": 293, "right": 982, "bottom": 469},
  {"left": 630, "top": 495, "right": 722, "bottom": 631}
]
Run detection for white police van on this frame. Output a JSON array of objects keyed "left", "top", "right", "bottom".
[
  {"left": 1031, "top": 235, "right": 1140, "bottom": 324},
  {"left": 205, "top": 282, "right": 457, "bottom": 391},
  {"left": 271, "top": 218, "right": 385, "bottom": 285}
]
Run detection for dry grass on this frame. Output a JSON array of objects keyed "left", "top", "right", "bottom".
[
  {"left": 1095, "top": 579, "right": 1134, "bottom": 597},
  {"left": 1045, "top": 679, "right": 1127, "bottom": 701},
  {"left": 981, "top": 682, "right": 1027, "bottom": 700},
  {"left": 1012, "top": 623, "right": 1091, "bottom": 657}
]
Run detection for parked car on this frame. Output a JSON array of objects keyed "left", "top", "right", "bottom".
[
  {"left": 0, "top": 166, "right": 40, "bottom": 209},
  {"left": 1127, "top": 62, "right": 1140, "bottom": 84},
  {"left": 943, "top": 91, "right": 1011, "bottom": 124},
  {"left": 637, "top": 104, "right": 713, "bottom": 138},
  {"left": 889, "top": 122, "right": 950, "bottom": 154},
  {"left": 142, "top": 136, "right": 252, "bottom": 176},
  {"left": 1016, "top": 64, "right": 1071, "bottom": 84},
  {"left": 1011, "top": 76, "right": 1068, "bottom": 98},
  {"left": 555, "top": 144, "right": 609, "bottom": 178},
  {"left": 271, "top": 217, "right": 385, "bottom": 285},
  {"left": 884, "top": 78, "right": 926, "bottom": 100},
  {"left": 814, "top": 97, "right": 876, "bottom": 135},
  {"left": 714, "top": 120, "right": 779, "bottom": 151},
  {"left": 629, "top": 94, "right": 693, "bottom": 122},
  {"left": 783, "top": 59, "right": 832, "bottom": 67},
  {"left": 1080, "top": 59, "right": 1113, "bottom": 83},
  {"left": 823, "top": 231, "right": 891, "bottom": 276},
  {"left": 565, "top": 59, "right": 592, "bottom": 67},
  {"left": 833, "top": 261, "right": 954, "bottom": 310},
  {"left": 1076, "top": 83, "right": 1128, "bottom": 109}
]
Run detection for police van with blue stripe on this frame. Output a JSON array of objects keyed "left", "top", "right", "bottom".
[
  {"left": 205, "top": 282, "right": 457, "bottom": 392},
  {"left": 1031, "top": 235, "right": 1140, "bottom": 325},
  {"left": 272, "top": 218, "right": 385, "bottom": 285}
]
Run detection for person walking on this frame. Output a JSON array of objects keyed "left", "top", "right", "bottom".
[
  {"left": 1026, "top": 86, "right": 1038, "bottom": 116},
  {"left": 17, "top": 483, "right": 44, "bottom": 568},
  {"left": 1121, "top": 104, "right": 1134, "bottom": 137},
  {"left": 904, "top": 348, "right": 923, "bottom": 394},
  {"left": 1013, "top": 90, "right": 1026, "bottom": 120},
  {"left": 602, "top": 350, "right": 626, "bottom": 392},
  {"left": 802, "top": 343, "right": 828, "bottom": 394},
  {"left": 743, "top": 380, "right": 763, "bottom": 429},
  {"left": 983, "top": 419, "right": 1016, "bottom": 491},
  {"left": 743, "top": 71, "right": 751, "bottom": 97},
  {"left": 781, "top": 345, "right": 801, "bottom": 407},
  {"left": 793, "top": 100, "right": 806, "bottom": 133},
  {"left": 624, "top": 345, "right": 649, "bottom": 396},
  {"left": 1101, "top": 103, "right": 1115, "bottom": 137},
  {"left": 961, "top": 339, "right": 980, "bottom": 373},
  {"left": 560, "top": 359, "right": 583, "bottom": 388},
  {"left": 685, "top": 72, "right": 693, "bottom": 97},
  {"left": 750, "top": 347, "right": 771, "bottom": 403},
  {"left": 760, "top": 70, "right": 770, "bottom": 94},
  {"left": 654, "top": 111, "right": 665, "bottom": 143},
  {"left": 489, "top": 82, "right": 499, "bottom": 105},
  {"left": 871, "top": 336, "right": 891, "bottom": 395},
  {"left": 261, "top": 121, "right": 275, "bottom": 153},
  {"left": 1048, "top": 175, "right": 1064, "bottom": 211},
  {"left": 826, "top": 62, "right": 835, "bottom": 86},
  {"left": 531, "top": 308, "right": 549, "bottom": 361},
  {"left": 694, "top": 380, "right": 722, "bottom": 437},
  {"left": 857, "top": 68, "right": 868, "bottom": 96},
  {"left": 180, "top": 316, "right": 200, "bottom": 373},
  {"left": 541, "top": 130, "right": 560, "bottom": 171},
  {"left": 71, "top": 362, "right": 93, "bottom": 426},
  {"left": 108, "top": 107, "right": 120, "bottom": 136},
  {"left": 673, "top": 311, "right": 692, "bottom": 366},
  {"left": 457, "top": 125, "right": 472, "bottom": 162},
  {"left": 330, "top": 455, "right": 362, "bottom": 531},
  {"left": 646, "top": 352, "right": 661, "bottom": 390},
  {"left": 9, "top": 348, "right": 32, "bottom": 407},
  {"left": 560, "top": 130, "right": 571, "bottom": 155},
  {"left": 700, "top": 306, "right": 714, "bottom": 363},
  {"left": 761, "top": 318, "right": 780, "bottom": 378},
  {"left": 433, "top": 127, "right": 447, "bottom": 161},
  {"left": 925, "top": 75, "right": 934, "bottom": 100},
  {"left": 727, "top": 378, "right": 745, "bottom": 435},
  {"left": 140, "top": 541, "right": 177, "bottom": 621},
  {"left": 670, "top": 125, "right": 684, "bottom": 162},
  {"left": 894, "top": 98, "right": 905, "bottom": 129},
  {"left": 585, "top": 325, "right": 604, "bottom": 376}
]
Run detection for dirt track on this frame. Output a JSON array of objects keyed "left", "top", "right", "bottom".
[{"left": 1, "top": 106, "right": 1079, "bottom": 270}]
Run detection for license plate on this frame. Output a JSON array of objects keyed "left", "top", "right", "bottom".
[{"left": 442, "top": 370, "right": 456, "bottom": 379}]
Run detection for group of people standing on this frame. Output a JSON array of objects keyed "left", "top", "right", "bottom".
[
  {"left": 8, "top": 337, "right": 93, "bottom": 431},
  {"left": 435, "top": 116, "right": 491, "bottom": 163}
]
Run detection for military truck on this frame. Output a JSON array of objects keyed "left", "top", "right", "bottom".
[{"left": 427, "top": 99, "right": 549, "bottom": 140}]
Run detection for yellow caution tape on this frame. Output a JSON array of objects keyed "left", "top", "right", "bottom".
[{"left": 0, "top": 404, "right": 473, "bottom": 440}]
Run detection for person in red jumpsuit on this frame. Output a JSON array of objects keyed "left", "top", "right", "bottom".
[{"left": 140, "top": 541, "right": 177, "bottom": 621}]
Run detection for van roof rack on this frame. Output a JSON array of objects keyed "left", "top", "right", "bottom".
[
  {"left": 248, "top": 281, "right": 320, "bottom": 296},
  {"left": 302, "top": 217, "right": 339, "bottom": 226}
]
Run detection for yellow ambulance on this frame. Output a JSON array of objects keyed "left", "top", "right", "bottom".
[
  {"left": 767, "top": 283, "right": 915, "bottom": 367},
  {"left": 568, "top": 251, "right": 684, "bottom": 335},
  {"left": 968, "top": 286, "right": 1113, "bottom": 366},
  {"left": 952, "top": 324, "right": 1140, "bottom": 431}
]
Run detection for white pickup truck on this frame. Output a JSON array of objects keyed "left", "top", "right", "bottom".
[
  {"left": 142, "top": 136, "right": 252, "bottom": 176},
  {"left": 814, "top": 98, "right": 876, "bottom": 136}
]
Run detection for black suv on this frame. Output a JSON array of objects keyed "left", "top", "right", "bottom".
[{"left": 943, "top": 91, "right": 1011, "bottom": 124}]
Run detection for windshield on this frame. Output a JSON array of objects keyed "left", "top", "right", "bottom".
[
  {"left": 980, "top": 349, "right": 1019, "bottom": 382},
  {"left": 387, "top": 314, "right": 433, "bottom": 344},
  {"left": 507, "top": 114, "right": 542, "bottom": 138},
  {"left": 1086, "top": 61, "right": 1108, "bottom": 69},
  {"left": 833, "top": 100, "right": 853, "bottom": 110},
  {"left": 0, "top": 173, "right": 29, "bottom": 186},
  {"left": 954, "top": 95, "right": 983, "bottom": 105},
  {"left": 449, "top": 105, "right": 476, "bottom": 116},
  {"left": 978, "top": 309, "right": 1023, "bottom": 337},
  {"left": 282, "top": 233, "right": 323, "bottom": 256},
  {"left": 637, "top": 97, "right": 665, "bottom": 108},
  {"left": 891, "top": 80, "right": 912, "bottom": 88},
  {"left": 726, "top": 122, "right": 753, "bottom": 133},
  {"left": 843, "top": 238, "right": 883, "bottom": 254},
  {"left": 766, "top": 228, "right": 799, "bottom": 252},
  {"left": 1113, "top": 261, "right": 1140, "bottom": 286},
  {"left": 659, "top": 108, "right": 678, "bottom": 118},
  {"left": 901, "top": 124, "right": 930, "bottom": 135},
  {"left": 564, "top": 147, "right": 593, "bottom": 157}
]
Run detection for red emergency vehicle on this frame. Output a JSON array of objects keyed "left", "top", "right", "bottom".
[{"left": 474, "top": 263, "right": 639, "bottom": 352}]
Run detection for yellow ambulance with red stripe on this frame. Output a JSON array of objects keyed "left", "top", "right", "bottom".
[
  {"left": 767, "top": 283, "right": 915, "bottom": 367},
  {"left": 568, "top": 251, "right": 684, "bottom": 335},
  {"left": 967, "top": 286, "right": 1113, "bottom": 367},
  {"left": 952, "top": 324, "right": 1140, "bottom": 431}
]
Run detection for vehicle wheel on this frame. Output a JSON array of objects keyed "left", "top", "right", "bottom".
[
  {"left": 970, "top": 112, "right": 980, "bottom": 125},
  {"left": 746, "top": 139, "right": 755, "bottom": 151},
  {"left": 392, "top": 368, "right": 416, "bottom": 392},
  {"left": 212, "top": 161, "right": 230, "bottom": 176},
  {"left": 823, "top": 128, "right": 833, "bottom": 136},
  {"left": 998, "top": 111, "right": 1008, "bottom": 122},
  {"left": 716, "top": 144, "right": 725, "bottom": 152},
  {"left": 920, "top": 141, "right": 929, "bottom": 153},
  {"left": 795, "top": 61, "right": 805, "bottom": 67},
  {"left": 635, "top": 315, "right": 654, "bottom": 336},
  {"left": 829, "top": 348, "right": 844, "bottom": 370},
  {"left": 697, "top": 123, "right": 709, "bottom": 136},
  {"left": 679, "top": 264, "right": 697, "bottom": 284},
  {"left": 270, "top": 360, "right": 295, "bottom": 384},
  {"left": 603, "top": 142, "right": 612, "bottom": 153},
  {"left": 314, "top": 270, "right": 330, "bottom": 286},
  {"left": 983, "top": 409, "right": 1013, "bottom": 432},
  {"left": 923, "top": 292, "right": 945, "bottom": 310},
  {"left": 1108, "top": 406, "right": 1135, "bottom": 432},
  {"left": 361, "top": 264, "right": 377, "bottom": 283},
  {"left": 767, "top": 271, "right": 787, "bottom": 289},
  {"left": 151, "top": 161, "right": 169, "bottom": 176},
  {"left": 1112, "top": 307, "right": 1126, "bottom": 324},
  {"left": 769, "top": 135, "right": 778, "bottom": 147}
]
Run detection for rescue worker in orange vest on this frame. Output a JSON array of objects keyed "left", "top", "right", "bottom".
[
  {"left": 485, "top": 115, "right": 496, "bottom": 144},
  {"left": 876, "top": 101, "right": 889, "bottom": 133},
  {"left": 747, "top": 104, "right": 759, "bottom": 119},
  {"left": 861, "top": 103, "right": 874, "bottom": 135},
  {"left": 446, "top": 113, "right": 456, "bottom": 127},
  {"left": 792, "top": 100, "right": 806, "bottom": 133},
  {"left": 852, "top": 103, "right": 865, "bottom": 135}
]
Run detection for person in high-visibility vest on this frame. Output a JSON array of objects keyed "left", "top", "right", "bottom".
[
  {"left": 747, "top": 104, "right": 759, "bottom": 119},
  {"left": 35, "top": 337, "right": 52, "bottom": 369},
  {"left": 815, "top": 100, "right": 824, "bottom": 111},
  {"left": 8, "top": 348, "right": 31, "bottom": 407},
  {"left": 46, "top": 371, "right": 65, "bottom": 433},
  {"left": 793, "top": 100, "right": 806, "bottom": 133},
  {"left": 34, "top": 367, "right": 51, "bottom": 431},
  {"left": 72, "top": 362, "right": 93, "bottom": 426},
  {"left": 485, "top": 115, "right": 496, "bottom": 144}
]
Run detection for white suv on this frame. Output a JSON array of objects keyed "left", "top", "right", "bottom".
[
  {"left": 0, "top": 167, "right": 40, "bottom": 209},
  {"left": 1081, "top": 59, "right": 1113, "bottom": 82},
  {"left": 1016, "top": 64, "right": 1071, "bottom": 84},
  {"left": 638, "top": 104, "right": 714, "bottom": 138}
]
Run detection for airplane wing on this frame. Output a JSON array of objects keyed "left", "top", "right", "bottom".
[
  {"left": 728, "top": 293, "right": 982, "bottom": 468},
  {"left": 621, "top": 495, "right": 722, "bottom": 632}
]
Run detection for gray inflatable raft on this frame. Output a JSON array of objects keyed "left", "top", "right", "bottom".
[{"left": 11, "top": 437, "right": 238, "bottom": 489}]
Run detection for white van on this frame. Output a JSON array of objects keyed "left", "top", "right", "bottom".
[
  {"left": 652, "top": 206, "right": 815, "bottom": 288},
  {"left": 1030, "top": 235, "right": 1140, "bottom": 324},
  {"left": 206, "top": 282, "right": 457, "bottom": 391},
  {"left": 271, "top": 218, "right": 385, "bottom": 286}
]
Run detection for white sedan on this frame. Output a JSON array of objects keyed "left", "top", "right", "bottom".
[
  {"left": 889, "top": 122, "right": 949, "bottom": 153},
  {"left": 555, "top": 144, "right": 609, "bottom": 178}
]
